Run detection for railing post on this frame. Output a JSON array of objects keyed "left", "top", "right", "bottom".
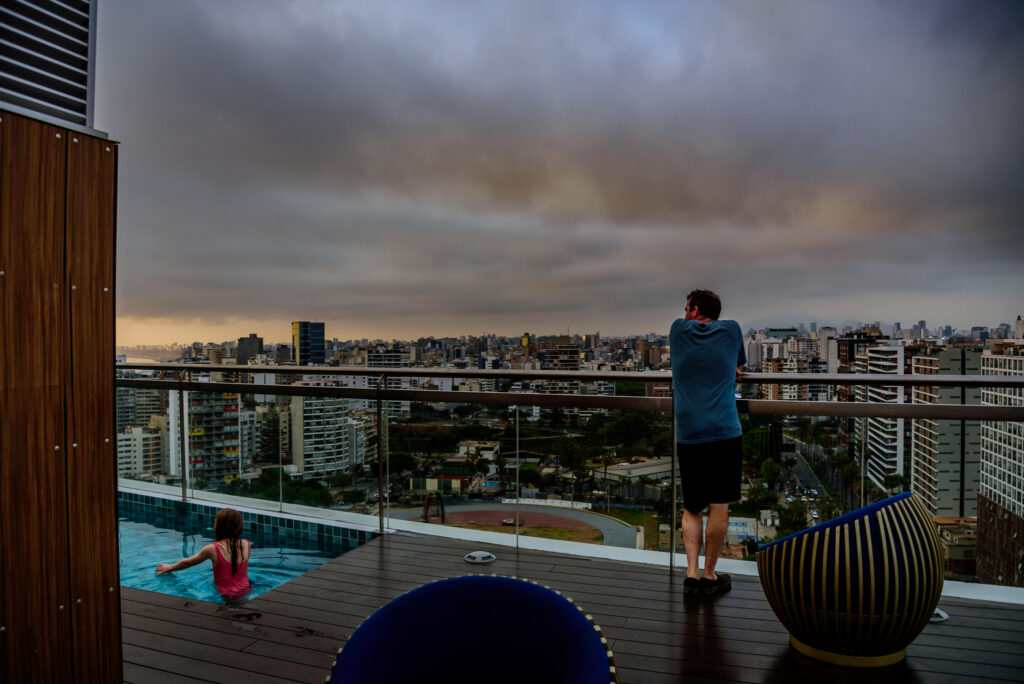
[
  {"left": 278, "top": 422, "right": 284, "bottom": 513},
  {"left": 376, "top": 374, "right": 385, "bottom": 535},
  {"left": 959, "top": 347, "right": 967, "bottom": 518},
  {"left": 515, "top": 405, "right": 520, "bottom": 550},
  {"left": 860, "top": 432, "right": 866, "bottom": 509},
  {"left": 670, "top": 393, "right": 677, "bottom": 573},
  {"left": 177, "top": 370, "right": 187, "bottom": 504}
]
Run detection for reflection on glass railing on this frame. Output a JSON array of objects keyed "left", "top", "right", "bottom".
[
  {"left": 114, "top": 366, "right": 1021, "bottom": 588},
  {"left": 381, "top": 402, "right": 674, "bottom": 550}
]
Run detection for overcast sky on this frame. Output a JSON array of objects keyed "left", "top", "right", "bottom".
[{"left": 95, "top": 0, "right": 1024, "bottom": 346}]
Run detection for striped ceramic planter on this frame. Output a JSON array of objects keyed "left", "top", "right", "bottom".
[{"left": 756, "top": 492, "right": 943, "bottom": 667}]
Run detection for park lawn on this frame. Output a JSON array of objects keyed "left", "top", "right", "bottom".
[
  {"left": 452, "top": 524, "right": 604, "bottom": 544},
  {"left": 593, "top": 506, "right": 661, "bottom": 550}
]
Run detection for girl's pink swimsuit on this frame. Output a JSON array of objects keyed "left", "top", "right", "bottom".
[{"left": 213, "top": 540, "right": 252, "bottom": 599}]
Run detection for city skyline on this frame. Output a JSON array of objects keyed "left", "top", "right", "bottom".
[
  {"left": 116, "top": 314, "right": 1016, "bottom": 351},
  {"left": 95, "top": 1, "right": 1024, "bottom": 346}
]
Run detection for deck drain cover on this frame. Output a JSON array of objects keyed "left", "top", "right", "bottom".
[{"left": 464, "top": 551, "right": 496, "bottom": 565}]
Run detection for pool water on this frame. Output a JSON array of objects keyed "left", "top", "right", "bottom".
[{"left": 119, "top": 518, "right": 338, "bottom": 603}]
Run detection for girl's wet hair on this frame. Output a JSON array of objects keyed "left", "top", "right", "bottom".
[{"left": 214, "top": 508, "right": 244, "bottom": 575}]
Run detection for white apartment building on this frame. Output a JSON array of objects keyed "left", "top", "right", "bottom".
[
  {"left": 817, "top": 327, "right": 839, "bottom": 374},
  {"left": 910, "top": 348, "right": 981, "bottom": 517},
  {"left": 978, "top": 339, "right": 1024, "bottom": 585},
  {"left": 854, "top": 344, "right": 906, "bottom": 489},
  {"left": 117, "top": 425, "right": 163, "bottom": 478},
  {"left": 759, "top": 337, "right": 784, "bottom": 367},
  {"left": 239, "top": 410, "right": 258, "bottom": 467},
  {"left": 290, "top": 393, "right": 366, "bottom": 480},
  {"left": 785, "top": 337, "right": 816, "bottom": 359},
  {"left": 764, "top": 358, "right": 808, "bottom": 401},
  {"left": 578, "top": 380, "right": 615, "bottom": 422},
  {"left": 980, "top": 341, "right": 1024, "bottom": 519},
  {"left": 807, "top": 357, "right": 833, "bottom": 402},
  {"left": 165, "top": 390, "right": 185, "bottom": 478},
  {"left": 249, "top": 361, "right": 277, "bottom": 404},
  {"left": 746, "top": 337, "right": 761, "bottom": 370},
  {"left": 366, "top": 349, "right": 412, "bottom": 419}
]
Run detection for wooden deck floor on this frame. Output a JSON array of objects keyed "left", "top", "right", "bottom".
[{"left": 122, "top": 531, "right": 1024, "bottom": 683}]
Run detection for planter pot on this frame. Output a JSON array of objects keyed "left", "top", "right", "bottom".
[{"left": 756, "top": 492, "right": 943, "bottom": 667}]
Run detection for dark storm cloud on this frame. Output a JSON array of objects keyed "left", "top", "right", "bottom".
[{"left": 95, "top": 0, "right": 1024, "bottom": 341}]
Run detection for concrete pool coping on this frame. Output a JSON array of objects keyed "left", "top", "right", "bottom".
[{"left": 118, "top": 480, "right": 1024, "bottom": 606}]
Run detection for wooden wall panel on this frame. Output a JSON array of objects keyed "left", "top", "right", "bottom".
[
  {"left": 0, "top": 113, "right": 72, "bottom": 683},
  {"left": 65, "top": 132, "right": 120, "bottom": 682}
]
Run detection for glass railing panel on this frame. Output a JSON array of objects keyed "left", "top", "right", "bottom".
[
  {"left": 388, "top": 396, "right": 674, "bottom": 551},
  {"left": 114, "top": 373, "right": 180, "bottom": 488},
  {"left": 114, "top": 365, "right": 1024, "bottom": 589}
]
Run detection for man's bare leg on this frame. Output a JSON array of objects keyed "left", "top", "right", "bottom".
[
  {"left": 682, "top": 509, "right": 703, "bottom": 579},
  {"left": 702, "top": 503, "right": 729, "bottom": 579}
]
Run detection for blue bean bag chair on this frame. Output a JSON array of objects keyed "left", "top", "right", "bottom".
[
  {"left": 756, "top": 492, "right": 944, "bottom": 667},
  {"left": 329, "top": 575, "right": 618, "bottom": 683}
]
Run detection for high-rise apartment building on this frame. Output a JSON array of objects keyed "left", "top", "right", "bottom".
[
  {"left": 366, "top": 346, "right": 412, "bottom": 419},
  {"left": 745, "top": 335, "right": 762, "bottom": 371},
  {"left": 290, "top": 390, "right": 366, "bottom": 480},
  {"left": 117, "top": 425, "right": 163, "bottom": 478},
  {"left": 836, "top": 330, "right": 888, "bottom": 452},
  {"left": 910, "top": 346, "right": 981, "bottom": 517},
  {"left": 167, "top": 390, "right": 242, "bottom": 486},
  {"left": 239, "top": 410, "right": 258, "bottom": 466},
  {"left": 763, "top": 358, "right": 808, "bottom": 401},
  {"left": 292, "top": 321, "right": 326, "bottom": 366},
  {"left": 759, "top": 337, "right": 784, "bottom": 368},
  {"left": 765, "top": 328, "right": 799, "bottom": 341},
  {"left": 807, "top": 357, "right": 833, "bottom": 402},
  {"left": 237, "top": 333, "right": 264, "bottom": 365},
  {"left": 817, "top": 327, "right": 839, "bottom": 374},
  {"left": 785, "top": 337, "right": 816, "bottom": 359},
  {"left": 854, "top": 344, "right": 906, "bottom": 488},
  {"left": 541, "top": 336, "right": 581, "bottom": 395},
  {"left": 116, "top": 382, "right": 165, "bottom": 434},
  {"left": 977, "top": 339, "right": 1024, "bottom": 586}
]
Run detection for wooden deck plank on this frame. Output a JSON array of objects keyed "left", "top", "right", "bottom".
[
  {"left": 121, "top": 612, "right": 259, "bottom": 651},
  {"left": 122, "top": 661, "right": 216, "bottom": 684},
  {"left": 121, "top": 598, "right": 344, "bottom": 655},
  {"left": 122, "top": 588, "right": 355, "bottom": 643},
  {"left": 122, "top": 629, "right": 326, "bottom": 682},
  {"left": 122, "top": 531, "right": 1024, "bottom": 683},
  {"left": 122, "top": 643, "right": 295, "bottom": 684}
]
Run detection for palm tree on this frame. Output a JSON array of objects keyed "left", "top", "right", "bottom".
[
  {"left": 637, "top": 475, "right": 653, "bottom": 503},
  {"left": 599, "top": 449, "right": 617, "bottom": 509}
]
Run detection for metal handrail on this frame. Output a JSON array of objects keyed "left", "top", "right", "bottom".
[
  {"left": 116, "top": 362, "right": 1024, "bottom": 388},
  {"left": 115, "top": 368, "right": 1024, "bottom": 421},
  {"left": 117, "top": 362, "right": 666, "bottom": 383}
]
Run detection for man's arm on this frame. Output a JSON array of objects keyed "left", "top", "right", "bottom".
[{"left": 736, "top": 365, "right": 744, "bottom": 383}]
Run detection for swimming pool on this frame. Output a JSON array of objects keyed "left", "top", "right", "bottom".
[{"left": 118, "top": 490, "right": 377, "bottom": 603}]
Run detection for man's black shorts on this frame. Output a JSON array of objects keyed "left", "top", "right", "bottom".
[{"left": 678, "top": 436, "right": 743, "bottom": 514}]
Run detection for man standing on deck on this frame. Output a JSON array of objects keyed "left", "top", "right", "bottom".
[{"left": 670, "top": 289, "right": 745, "bottom": 596}]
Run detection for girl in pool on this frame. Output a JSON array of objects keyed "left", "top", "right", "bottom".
[{"left": 156, "top": 508, "right": 253, "bottom": 602}]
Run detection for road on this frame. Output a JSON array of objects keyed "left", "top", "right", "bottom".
[
  {"left": 782, "top": 435, "right": 826, "bottom": 495},
  {"left": 386, "top": 502, "right": 638, "bottom": 548},
  {"left": 782, "top": 435, "right": 828, "bottom": 524}
]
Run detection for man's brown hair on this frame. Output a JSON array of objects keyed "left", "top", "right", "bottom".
[{"left": 686, "top": 289, "right": 722, "bottom": 320}]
